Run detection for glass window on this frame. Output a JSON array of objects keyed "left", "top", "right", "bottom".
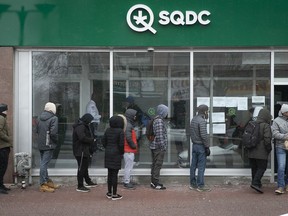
[
  {"left": 275, "top": 52, "right": 288, "bottom": 78},
  {"left": 113, "top": 52, "right": 190, "bottom": 168},
  {"left": 32, "top": 52, "right": 109, "bottom": 169},
  {"left": 192, "top": 52, "right": 271, "bottom": 168}
]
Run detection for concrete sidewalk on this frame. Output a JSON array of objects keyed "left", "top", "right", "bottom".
[{"left": 1, "top": 180, "right": 288, "bottom": 216}]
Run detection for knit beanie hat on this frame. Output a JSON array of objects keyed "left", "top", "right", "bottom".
[
  {"left": 0, "top": 103, "right": 8, "bottom": 113},
  {"left": 197, "top": 104, "right": 208, "bottom": 114},
  {"left": 126, "top": 96, "right": 134, "bottom": 104},
  {"left": 44, "top": 102, "right": 56, "bottom": 114},
  {"left": 281, "top": 104, "right": 288, "bottom": 113},
  {"left": 80, "top": 113, "right": 94, "bottom": 124}
]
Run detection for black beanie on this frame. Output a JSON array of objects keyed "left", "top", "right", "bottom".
[
  {"left": 0, "top": 103, "right": 8, "bottom": 113},
  {"left": 197, "top": 104, "right": 208, "bottom": 114},
  {"left": 80, "top": 113, "right": 94, "bottom": 124}
]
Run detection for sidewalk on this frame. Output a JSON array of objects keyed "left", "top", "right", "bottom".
[{"left": 1, "top": 180, "right": 288, "bottom": 216}]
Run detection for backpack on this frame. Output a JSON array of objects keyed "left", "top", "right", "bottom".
[
  {"left": 146, "top": 117, "right": 157, "bottom": 142},
  {"left": 242, "top": 121, "right": 260, "bottom": 149}
]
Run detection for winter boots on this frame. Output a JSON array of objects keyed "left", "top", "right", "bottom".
[{"left": 39, "top": 179, "right": 60, "bottom": 192}]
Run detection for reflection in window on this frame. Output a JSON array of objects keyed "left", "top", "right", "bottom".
[
  {"left": 193, "top": 52, "right": 271, "bottom": 169},
  {"left": 32, "top": 52, "right": 110, "bottom": 169},
  {"left": 113, "top": 52, "right": 190, "bottom": 169}
]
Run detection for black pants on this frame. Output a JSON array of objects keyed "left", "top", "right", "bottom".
[
  {"left": 0, "top": 147, "right": 10, "bottom": 187},
  {"left": 75, "top": 156, "right": 91, "bottom": 187},
  {"left": 249, "top": 158, "right": 268, "bottom": 187},
  {"left": 107, "top": 168, "right": 119, "bottom": 195},
  {"left": 151, "top": 149, "right": 165, "bottom": 184}
]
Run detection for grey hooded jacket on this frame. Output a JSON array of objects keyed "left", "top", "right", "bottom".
[
  {"left": 36, "top": 111, "right": 58, "bottom": 151},
  {"left": 272, "top": 111, "right": 288, "bottom": 149}
]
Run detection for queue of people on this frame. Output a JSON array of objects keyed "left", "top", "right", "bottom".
[{"left": 2, "top": 98, "right": 288, "bottom": 199}]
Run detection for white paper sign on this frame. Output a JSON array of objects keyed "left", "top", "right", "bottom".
[
  {"left": 197, "top": 97, "right": 210, "bottom": 107},
  {"left": 212, "top": 112, "right": 225, "bottom": 123},
  {"left": 212, "top": 124, "right": 226, "bottom": 134},
  {"left": 213, "top": 97, "right": 226, "bottom": 107},
  {"left": 237, "top": 97, "right": 248, "bottom": 110}
]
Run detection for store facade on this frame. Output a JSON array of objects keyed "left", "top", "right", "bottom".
[{"left": 1, "top": 0, "right": 288, "bottom": 181}]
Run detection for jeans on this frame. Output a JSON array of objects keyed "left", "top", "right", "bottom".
[
  {"left": 276, "top": 147, "right": 288, "bottom": 188},
  {"left": 124, "top": 152, "right": 135, "bottom": 184},
  {"left": 39, "top": 150, "right": 53, "bottom": 185},
  {"left": 151, "top": 149, "right": 165, "bottom": 184},
  {"left": 190, "top": 144, "right": 207, "bottom": 187}
]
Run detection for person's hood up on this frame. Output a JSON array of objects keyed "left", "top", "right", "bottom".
[
  {"left": 157, "top": 104, "right": 168, "bottom": 118},
  {"left": 257, "top": 108, "right": 272, "bottom": 124},
  {"left": 252, "top": 106, "right": 263, "bottom": 120},
  {"left": 125, "top": 109, "right": 137, "bottom": 122},
  {"left": 80, "top": 113, "right": 93, "bottom": 125},
  {"left": 40, "top": 110, "right": 55, "bottom": 121},
  {"left": 109, "top": 115, "right": 124, "bottom": 129}
]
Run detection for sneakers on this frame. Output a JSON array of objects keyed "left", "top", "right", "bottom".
[
  {"left": 76, "top": 186, "right": 90, "bottom": 193},
  {"left": 46, "top": 180, "right": 61, "bottom": 189},
  {"left": 106, "top": 192, "right": 112, "bottom": 199},
  {"left": 189, "top": 184, "right": 197, "bottom": 190},
  {"left": 150, "top": 182, "right": 166, "bottom": 190},
  {"left": 250, "top": 185, "right": 263, "bottom": 193},
  {"left": 112, "top": 194, "right": 123, "bottom": 201},
  {"left": 124, "top": 183, "right": 135, "bottom": 190},
  {"left": 0, "top": 187, "right": 8, "bottom": 194},
  {"left": 39, "top": 184, "right": 55, "bottom": 193},
  {"left": 275, "top": 187, "right": 284, "bottom": 195},
  {"left": 85, "top": 182, "right": 98, "bottom": 188},
  {"left": 197, "top": 186, "right": 211, "bottom": 192}
]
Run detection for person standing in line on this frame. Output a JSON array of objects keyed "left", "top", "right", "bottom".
[
  {"left": 0, "top": 104, "right": 12, "bottom": 194},
  {"left": 248, "top": 108, "right": 272, "bottom": 193},
  {"left": 149, "top": 104, "right": 168, "bottom": 190},
  {"left": 73, "top": 113, "right": 98, "bottom": 193},
  {"left": 272, "top": 104, "right": 288, "bottom": 194},
  {"left": 36, "top": 102, "right": 60, "bottom": 192},
  {"left": 189, "top": 104, "right": 211, "bottom": 192},
  {"left": 102, "top": 115, "right": 125, "bottom": 200},
  {"left": 123, "top": 109, "right": 138, "bottom": 190}
]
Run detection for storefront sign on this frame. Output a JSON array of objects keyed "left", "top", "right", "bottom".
[{"left": 126, "top": 4, "right": 211, "bottom": 34}]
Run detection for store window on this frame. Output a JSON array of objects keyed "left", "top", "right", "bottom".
[
  {"left": 113, "top": 52, "right": 190, "bottom": 168},
  {"left": 191, "top": 52, "right": 271, "bottom": 168},
  {"left": 32, "top": 52, "right": 110, "bottom": 169}
]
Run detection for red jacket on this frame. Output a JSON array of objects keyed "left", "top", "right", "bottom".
[{"left": 124, "top": 129, "right": 138, "bottom": 153}]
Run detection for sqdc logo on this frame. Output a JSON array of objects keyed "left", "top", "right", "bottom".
[{"left": 126, "top": 4, "right": 211, "bottom": 34}]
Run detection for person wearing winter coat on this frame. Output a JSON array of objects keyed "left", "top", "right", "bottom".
[
  {"left": 272, "top": 104, "right": 288, "bottom": 194},
  {"left": 0, "top": 104, "right": 12, "bottom": 194},
  {"left": 102, "top": 115, "right": 125, "bottom": 200},
  {"left": 36, "top": 102, "right": 59, "bottom": 192},
  {"left": 190, "top": 104, "right": 211, "bottom": 192},
  {"left": 123, "top": 109, "right": 138, "bottom": 190},
  {"left": 248, "top": 108, "right": 272, "bottom": 193},
  {"left": 149, "top": 104, "right": 168, "bottom": 190},
  {"left": 73, "top": 113, "right": 98, "bottom": 193}
]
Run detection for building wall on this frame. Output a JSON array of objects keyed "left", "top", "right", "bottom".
[{"left": 0, "top": 47, "right": 14, "bottom": 183}]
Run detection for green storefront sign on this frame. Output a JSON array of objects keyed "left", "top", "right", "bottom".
[{"left": 0, "top": 0, "right": 287, "bottom": 47}]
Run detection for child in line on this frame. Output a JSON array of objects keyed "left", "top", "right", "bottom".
[
  {"left": 123, "top": 109, "right": 138, "bottom": 190},
  {"left": 102, "top": 115, "right": 126, "bottom": 200}
]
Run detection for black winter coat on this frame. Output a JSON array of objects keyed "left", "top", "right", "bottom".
[
  {"left": 72, "top": 120, "right": 94, "bottom": 158},
  {"left": 102, "top": 116, "right": 125, "bottom": 169}
]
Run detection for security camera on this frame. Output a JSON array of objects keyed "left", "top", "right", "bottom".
[{"left": 147, "top": 47, "right": 154, "bottom": 52}]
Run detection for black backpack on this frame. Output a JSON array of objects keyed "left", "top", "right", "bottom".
[
  {"left": 146, "top": 117, "right": 158, "bottom": 142},
  {"left": 242, "top": 121, "right": 260, "bottom": 149}
]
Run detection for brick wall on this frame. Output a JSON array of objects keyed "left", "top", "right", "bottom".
[{"left": 0, "top": 47, "right": 14, "bottom": 184}]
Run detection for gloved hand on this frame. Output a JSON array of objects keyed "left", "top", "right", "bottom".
[{"left": 205, "top": 147, "right": 210, "bottom": 157}]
